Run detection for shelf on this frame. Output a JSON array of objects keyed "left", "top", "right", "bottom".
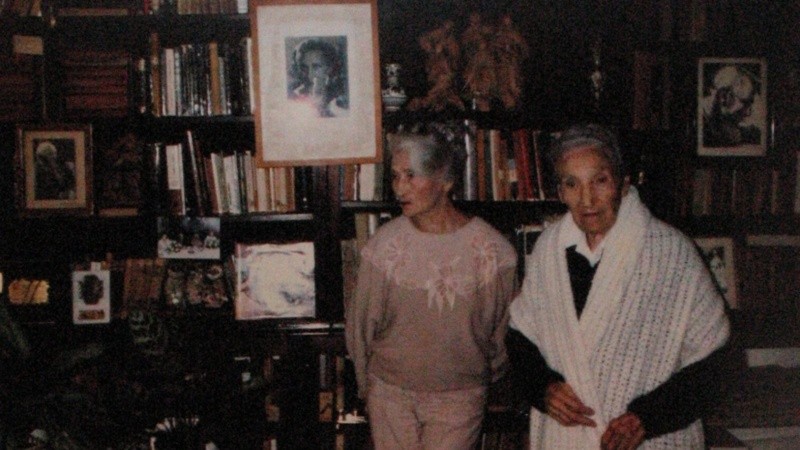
[
  {"left": 142, "top": 115, "right": 254, "bottom": 125},
  {"left": 221, "top": 211, "right": 314, "bottom": 223},
  {"left": 53, "top": 12, "right": 249, "bottom": 31}
]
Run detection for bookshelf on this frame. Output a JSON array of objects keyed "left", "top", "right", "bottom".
[{"left": 1, "top": 1, "right": 799, "bottom": 448}]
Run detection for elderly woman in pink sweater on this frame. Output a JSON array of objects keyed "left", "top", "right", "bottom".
[{"left": 346, "top": 131, "right": 518, "bottom": 449}]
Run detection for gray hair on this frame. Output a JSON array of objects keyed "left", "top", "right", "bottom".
[
  {"left": 548, "top": 123, "right": 626, "bottom": 186},
  {"left": 389, "top": 132, "right": 464, "bottom": 185}
]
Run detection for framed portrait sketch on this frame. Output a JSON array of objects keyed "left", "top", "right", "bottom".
[
  {"left": 250, "top": 0, "right": 382, "bottom": 166},
  {"left": 15, "top": 123, "right": 93, "bottom": 216},
  {"left": 697, "top": 57, "right": 767, "bottom": 156},
  {"left": 695, "top": 237, "right": 738, "bottom": 309}
]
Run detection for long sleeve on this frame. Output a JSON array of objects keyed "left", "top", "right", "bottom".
[
  {"left": 487, "top": 266, "right": 519, "bottom": 382},
  {"left": 627, "top": 339, "right": 733, "bottom": 439},
  {"left": 505, "top": 327, "right": 564, "bottom": 413},
  {"left": 344, "top": 253, "right": 386, "bottom": 400}
]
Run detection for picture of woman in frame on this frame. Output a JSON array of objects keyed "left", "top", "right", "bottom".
[
  {"left": 700, "top": 61, "right": 766, "bottom": 149},
  {"left": 286, "top": 36, "right": 350, "bottom": 118},
  {"left": 33, "top": 139, "right": 77, "bottom": 201}
]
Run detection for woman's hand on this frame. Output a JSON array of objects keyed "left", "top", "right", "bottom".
[
  {"left": 601, "top": 412, "right": 645, "bottom": 450},
  {"left": 544, "top": 381, "right": 596, "bottom": 427}
]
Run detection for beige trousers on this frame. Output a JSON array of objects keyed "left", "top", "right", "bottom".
[{"left": 367, "top": 375, "right": 486, "bottom": 450}]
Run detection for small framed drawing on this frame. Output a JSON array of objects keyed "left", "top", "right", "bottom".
[
  {"left": 235, "top": 241, "right": 316, "bottom": 320},
  {"left": 250, "top": 0, "right": 382, "bottom": 166},
  {"left": 695, "top": 237, "right": 738, "bottom": 309},
  {"left": 72, "top": 269, "right": 111, "bottom": 324},
  {"left": 697, "top": 57, "right": 767, "bottom": 156},
  {"left": 15, "top": 123, "right": 93, "bottom": 216}
]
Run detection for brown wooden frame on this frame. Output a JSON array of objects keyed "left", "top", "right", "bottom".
[
  {"left": 250, "top": 0, "right": 382, "bottom": 167},
  {"left": 15, "top": 123, "right": 93, "bottom": 216},
  {"left": 697, "top": 57, "right": 768, "bottom": 156}
]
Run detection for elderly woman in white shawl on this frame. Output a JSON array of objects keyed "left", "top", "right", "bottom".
[{"left": 507, "top": 124, "right": 731, "bottom": 449}]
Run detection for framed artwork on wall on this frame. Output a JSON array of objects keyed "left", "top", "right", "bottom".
[
  {"left": 697, "top": 57, "right": 767, "bottom": 156},
  {"left": 250, "top": 0, "right": 382, "bottom": 166},
  {"left": 72, "top": 269, "right": 111, "bottom": 325},
  {"left": 695, "top": 237, "right": 738, "bottom": 309},
  {"left": 234, "top": 241, "right": 316, "bottom": 320},
  {"left": 15, "top": 123, "right": 93, "bottom": 216}
]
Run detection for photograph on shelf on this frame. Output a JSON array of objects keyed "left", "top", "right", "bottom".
[
  {"left": 694, "top": 237, "right": 738, "bottom": 309},
  {"left": 156, "top": 216, "right": 221, "bottom": 260},
  {"left": 251, "top": 0, "right": 381, "bottom": 166},
  {"left": 72, "top": 269, "right": 111, "bottom": 324},
  {"left": 15, "top": 123, "right": 93, "bottom": 216},
  {"left": 235, "top": 241, "right": 316, "bottom": 319},
  {"left": 697, "top": 57, "right": 767, "bottom": 156}
]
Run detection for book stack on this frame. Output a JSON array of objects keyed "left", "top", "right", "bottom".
[
  {"left": 174, "top": 0, "right": 243, "bottom": 15},
  {"left": 60, "top": 48, "right": 130, "bottom": 118},
  {"left": 146, "top": 37, "right": 253, "bottom": 117},
  {"left": 57, "top": 0, "right": 132, "bottom": 16},
  {"left": 468, "top": 127, "right": 561, "bottom": 202},
  {"left": 148, "top": 131, "right": 306, "bottom": 216}
]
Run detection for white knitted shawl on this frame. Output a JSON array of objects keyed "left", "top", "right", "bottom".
[{"left": 509, "top": 188, "right": 730, "bottom": 449}]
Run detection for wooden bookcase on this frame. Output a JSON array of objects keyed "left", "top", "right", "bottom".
[{"left": 1, "top": 2, "right": 799, "bottom": 448}]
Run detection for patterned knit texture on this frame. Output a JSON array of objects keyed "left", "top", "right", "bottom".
[
  {"left": 346, "top": 215, "right": 518, "bottom": 397},
  {"left": 510, "top": 188, "right": 730, "bottom": 449}
]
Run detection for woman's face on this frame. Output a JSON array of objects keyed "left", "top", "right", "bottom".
[
  {"left": 391, "top": 149, "right": 452, "bottom": 222},
  {"left": 556, "top": 145, "right": 629, "bottom": 244}
]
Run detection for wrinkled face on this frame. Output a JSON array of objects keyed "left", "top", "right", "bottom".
[
  {"left": 556, "top": 145, "right": 629, "bottom": 242},
  {"left": 391, "top": 149, "right": 452, "bottom": 222}
]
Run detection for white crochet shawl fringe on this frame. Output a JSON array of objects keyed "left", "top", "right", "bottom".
[{"left": 510, "top": 187, "right": 730, "bottom": 449}]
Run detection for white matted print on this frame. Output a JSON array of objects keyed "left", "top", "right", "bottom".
[
  {"left": 235, "top": 241, "right": 315, "bottom": 319},
  {"left": 695, "top": 237, "right": 738, "bottom": 309},
  {"left": 697, "top": 57, "right": 767, "bottom": 156},
  {"left": 251, "top": 0, "right": 381, "bottom": 166},
  {"left": 72, "top": 270, "right": 111, "bottom": 324}
]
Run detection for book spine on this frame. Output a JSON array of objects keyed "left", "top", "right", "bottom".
[{"left": 165, "top": 143, "right": 186, "bottom": 215}]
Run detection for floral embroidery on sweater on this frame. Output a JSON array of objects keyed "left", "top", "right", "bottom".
[
  {"left": 362, "top": 219, "right": 515, "bottom": 314},
  {"left": 472, "top": 236, "right": 501, "bottom": 286},
  {"left": 425, "top": 257, "right": 471, "bottom": 311},
  {"left": 383, "top": 233, "right": 412, "bottom": 284}
]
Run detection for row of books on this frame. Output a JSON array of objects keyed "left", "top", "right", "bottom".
[
  {"left": 461, "top": 126, "right": 561, "bottom": 202},
  {"left": 0, "top": 53, "right": 37, "bottom": 121},
  {"left": 153, "top": 131, "right": 300, "bottom": 216},
  {"left": 60, "top": 48, "right": 130, "bottom": 118},
  {"left": 49, "top": 0, "right": 248, "bottom": 16},
  {"left": 687, "top": 163, "right": 798, "bottom": 217},
  {"left": 141, "top": 35, "right": 254, "bottom": 117}
]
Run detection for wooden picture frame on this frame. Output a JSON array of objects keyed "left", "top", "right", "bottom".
[
  {"left": 695, "top": 237, "right": 738, "bottom": 309},
  {"left": 250, "top": 0, "right": 382, "bottom": 167},
  {"left": 15, "top": 123, "right": 93, "bottom": 216},
  {"left": 697, "top": 57, "right": 767, "bottom": 156}
]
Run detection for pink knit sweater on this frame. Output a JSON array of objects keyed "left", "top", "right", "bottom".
[{"left": 345, "top": 215, "right": 518, "bottom": 398}]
